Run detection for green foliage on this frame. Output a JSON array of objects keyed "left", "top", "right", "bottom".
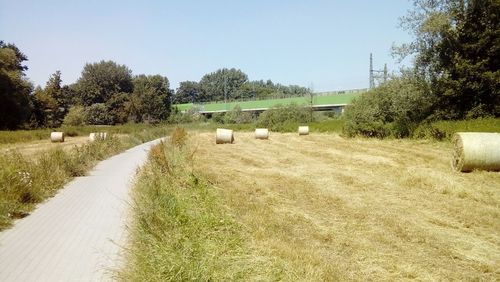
[
  {"left": 31, "top": 71, "right": 67, "bottom": 127},
  {"left": 105, "top": 92, "right": 130, "bottom": 124},
  {"left": 74, "top": 60, "right": 133, "bottom": 106},
  {"left": 120, "top": 141, "right": 260, "bottom": 280},
  {"left": 173, "top": 81, "right": 203, "bottom": 104},
  {"left": 175, "top": 70, "right": 310, "bottom": 103},
  {"left": 130, "top": 75, "right": 171, "bottom": 123},
  {"left": 396, "top": 0, "right": 500, "bottom": 119},
  {"left": 257, "top": 104, "right": 313, "bottom": 132},
  {"left": 222, "top": 105, "right": 255, "bottom": 124},
  {"left": 0, "top": 41, "right": 33, "bottom": 129},
  {"left": 0, "top": 125, "right": 172, "bottom": 229},
  {"left": 0, "top": 137, "right": 124, "bottom": 229},
  {"left": 84, "top": 103, "right": 114, "bottom": 125},
  {"left": 413, "top": 118, "right": 500, "bottom": 140},
  {"left": 343, "top": 74, "right": 433, "bottom": 138},
  {"left": 63, "top": 106, "right": 86, "bottom": 126},
  {"left": 168, "top": 107, "right": 206, "bottom": 124},
  {"left": 211, "top": 112, "right": 225, "bottom": 124},
  {"left": 310, "top": 118, "right": 344, "bottom": 133},
  {"left": 199, "top": 68, "right": 248, "bottom": 102}
]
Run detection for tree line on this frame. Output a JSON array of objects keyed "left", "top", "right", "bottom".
[
  {"left": 0, "top": 44, "right": 309, "bottom": 130},
  {"left": 172, "top": 68, "right": 310, "bottom": 104},
  {"left": 0, "top": 46, "right": 172, "bottom": 130}
]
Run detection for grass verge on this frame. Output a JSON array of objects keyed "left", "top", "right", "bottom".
[
  {"left": 0, "top": 126, "right": 171, "bottom": 230},
  {"left": 120, "top": 131, "right": 275, "bottom": 281},
  {"left": 413, "top": 117, "right": 500, "bottom": 140}
]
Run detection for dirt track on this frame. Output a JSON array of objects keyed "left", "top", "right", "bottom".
[{"left": 192, "top": 132, "right": 500, "bottom": 280}]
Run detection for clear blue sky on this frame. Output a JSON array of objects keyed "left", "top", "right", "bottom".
[{"left": 0, "top": 0, "right": 413, "bottom": 92}]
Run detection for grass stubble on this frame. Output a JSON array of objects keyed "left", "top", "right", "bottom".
[{"left": 123, "top": 130, "right": 499, "bottom": 281}]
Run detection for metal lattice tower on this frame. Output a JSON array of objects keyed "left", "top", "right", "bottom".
[{"left": 369, "top": 53, "right": 388, "bottom": 89}]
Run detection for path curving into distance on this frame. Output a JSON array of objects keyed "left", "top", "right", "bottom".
[{"left": 0, "top": 138, "right": 162, "bottom": 281}]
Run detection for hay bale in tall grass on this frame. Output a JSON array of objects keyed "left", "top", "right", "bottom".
[
  {"left": 216, "top": 129, "right": 234, "bottom": 144},
  {"left": 89, "top": 132, "right": 107, "bottom": 142},
  {"left": 255, "top": 128, "right": 269, "bottom": 140},
  {"left": 298, "top": 126, "right": 309, "bottom": 135},
  {"left": 452, "top": 132, "right": 500, "bottom": 172},
  {"left": 50, "top": 132, "right": 65, "bottom": 142}
]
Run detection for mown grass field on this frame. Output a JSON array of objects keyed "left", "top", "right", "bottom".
[{"left": 123, "top": 131, "right": 500, "bottom": 281}]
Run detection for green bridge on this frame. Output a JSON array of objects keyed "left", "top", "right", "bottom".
[{"left": 173, "top": 89, "right": 367, "bottom": 114}]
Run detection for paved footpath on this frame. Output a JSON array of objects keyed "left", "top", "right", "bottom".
[{"left": 0, "top": 139, "right": 161, "bottom": 282}]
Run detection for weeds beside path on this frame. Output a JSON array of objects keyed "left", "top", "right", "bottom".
[
  {"left": 0, "top": 126, "right": 171, "bottom": 230},
  {"left": 120, "top": 134, "right": 276, "bottom": 281}
]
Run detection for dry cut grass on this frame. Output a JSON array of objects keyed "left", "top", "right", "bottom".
[{"left": 191, "top": 132, "right": 500, "bottom": 281}]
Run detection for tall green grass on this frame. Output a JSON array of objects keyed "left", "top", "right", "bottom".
[
  {"left": 413, "top": 118, "right": 500, "bottom": 140},
  {"left": 0, "top": 126, "right": 171, "bottom": 230},
  {"left": 120, "top": 136, "right": 271, "bottom": 281}
]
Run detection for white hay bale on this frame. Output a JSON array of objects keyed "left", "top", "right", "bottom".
[
  {"left": 298, "top": 126, "right": 309, "bottom": 135},
  {"left": 216, "top": 128, "right": 234, "bottom": 144},
  {"left": 255, "top": 128, "right": 269, "bottom": 140},
  {"left": 50, "top": 132, "right": 65, "bottom": 142},
  {"left": 452, "top": 132, "right": 500, "bottom": 172},
  {"left": 89, "top": 132, "right": 108, "bottom": 142}
]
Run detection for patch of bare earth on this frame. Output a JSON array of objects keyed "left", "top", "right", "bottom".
[{"left": 192, "top": 132, "right": 500, "bottom": 281}]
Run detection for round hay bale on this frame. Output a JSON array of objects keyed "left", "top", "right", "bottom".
[
  {"left": 452, "top": 132, "right": 500, "bottom": 172},
  {"left": 89, "top": 132, "right": 108, "bottom": 142},
  {"left": 255, "top": 128, "right": 269, "bottom": 140},
  {"left": 216, "top": 128, "right": 234, "bottom": 144},
  {"left": 298, "top": 126, "right": 309, "bottom": 135},
  {"left": 50, "top": 132, "right": 65, "bottom": 142}
]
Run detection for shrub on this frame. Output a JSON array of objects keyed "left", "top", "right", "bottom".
[
  {"left": 168, "top": 107, "right": 205, "bottom": 124},
  {"left": 343, "top": 73, "right": 434, "bottom": 138},
  {"left": 84, "top": 103, "right": 114, "bottom": 125},
  {"left": 257, "top": 104, "right": 313, "bottom": 132},
  {"left": 63, "top": 106, "right": 86, "bottom": 126},
  {"left": 211, "top": 112, "right": 226, "bottom": 124},
  {"left": 223, "top": 105, "right": 255, "bottom": 124}
]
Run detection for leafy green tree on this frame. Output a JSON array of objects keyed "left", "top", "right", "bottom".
[
  {"left": 33, "top": 71, "right": 66, "bottom": 127},
  {"left": 131, "top": 75, "right": 171, "bottom": 123},
  {"left": 0, "top": 41, "right": 33, "bottom": 129},
  {"left": 174, "top": 81, "right": 204, "bottom": 103},
  {"left": 74, "top": 60, "right": 133, "bottom": 106},
  {"left": 105, "top": 92, "right": 130, "bottom": 124},
  {"left": 199, "top": 68, "right": 248, "bottom": 102},
  {"left": 395, "top": 0, "right": 500, "bottom": 119}
]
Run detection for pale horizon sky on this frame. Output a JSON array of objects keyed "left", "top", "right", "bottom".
[{"left": 0, "top": 0, "right": 414, "bottom": 92}]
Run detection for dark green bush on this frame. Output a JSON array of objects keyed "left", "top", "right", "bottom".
[
  {"left": 84, "top": 103, "right": 114, "bottom": 125},
  {"left": 343, "top": 74, "right": 434, "bottom": 138}
]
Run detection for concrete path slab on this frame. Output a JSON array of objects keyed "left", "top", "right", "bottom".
[{"left": 0, "top": 139, "right": 161, "bottom": 281}]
